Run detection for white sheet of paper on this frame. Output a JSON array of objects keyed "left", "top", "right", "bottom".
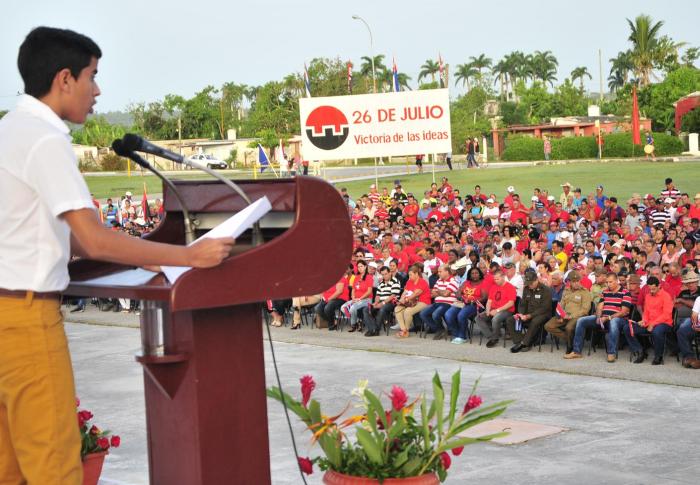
[
  {"left": 161, "top": 196, "right": 272, "bottom": 284},
  {"left": 79, "top": 268, "right": 159, "bottom": 287}
]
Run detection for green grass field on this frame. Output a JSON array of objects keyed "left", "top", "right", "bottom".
[
  {"left": 83, "top": 161, "right": 699, "bottom": 202},
  {"left": 339, "top": 162, "right": 700, "bottom": 201}
]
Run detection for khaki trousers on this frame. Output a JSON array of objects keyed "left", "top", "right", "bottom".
[
  {"left": 544, "top": 316, "right": 577, "bottom": 345},
  {"left": 292, "top": 295, "right": 322, "bottom": 324},
  {"left": 0, "top": 295, "right": 82, "bottom": 485},
  {"left": 394, "top": 302, "right": 428, "bottom": 331}
]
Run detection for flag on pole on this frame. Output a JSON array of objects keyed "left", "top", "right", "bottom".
[
  {"left": 347, "top": 61, "right": 353, "bottom": 94},
  {"left": 258, "top": 144, "right": 270, "bottom": 172},
  {"left": 631, "top": 86, "right": 641, "bottom": 145},
  {"left": 303, "top": 63, "right": 311, "bottom": 98},
  {"left": 438, "top": 53, "right": 445, "bottom": 88},
  {"left": 141, "top": 182, "right": 150, "bottom": 223},
  {"left": 392, "top": 57, "right": 400, "bottom": 92}
]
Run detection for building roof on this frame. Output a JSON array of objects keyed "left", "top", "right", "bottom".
[
  {"left": 496, "top": 115, "right": 643, "bottom": 132},
  {"left": 673, "top": 91, "right": 700, "bottom": 107}
]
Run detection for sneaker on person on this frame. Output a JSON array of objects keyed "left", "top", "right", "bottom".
[
  {"left": 564, "top": 352, "right": 582, "bottom": 359},
  {"left": 451, "top": 337, "right": 465, "bottom": 344},
  {"left": 390, "top": 324, "right": 400, "bottom": 330}
]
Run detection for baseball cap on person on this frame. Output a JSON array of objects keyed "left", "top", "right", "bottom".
[
  {"left": 596, "top": 185, "right": 604, "bottom": 190},
  {"left": 125, "top": 191, "right": 132, "bottom": 197},
  {"left": 523, "top": 270, "right": 538, "bottom": 283},
  {"left": 368, "top": 262, "right": 378, "bottom": 269},
  {"left": 535, "top": 201, "right": 544, "bottom": 209},
  {"left": 547, "top": 195, "right": 555, "bottom": 201},
  {"left": 664, "top": 197, "right": 674, "bottom": 204},
  {"left": 567, "top": 271, "right": 581, "bottom": 282},
  {"left": 503, "top": 262, "right": 515, "bottom": 269},
  {"left": 531, "top": 196, "right": 539, "bottom": 202},
  {"left": 486, "top": 198, "right": 494, "bottom": 203}
]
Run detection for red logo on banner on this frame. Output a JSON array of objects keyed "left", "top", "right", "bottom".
[{"left": 305, "top": 106, "right": 349, "bottom": 150}]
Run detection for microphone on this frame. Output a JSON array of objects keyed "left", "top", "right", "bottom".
[
  {"left": 112, "top": 139, "right": 197, "bottom": 244},
  {"left": 119, "top": 134, "right": 263, "bottom": 246}
]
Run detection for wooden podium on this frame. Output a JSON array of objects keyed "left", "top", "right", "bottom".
[{"left": 64, "top": 177, "right": 352, "bottom": 484}]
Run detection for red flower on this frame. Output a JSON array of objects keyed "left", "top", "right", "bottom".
[
  {"left": 452, "top": 446, "right": 464, "bottom": 456},
  {"left": 377, "top": 410, "right": 392, "bottom": 430},
  {"left": 97, "top": 437, "right": 109, "bottom": 450},
  {"left": 440, "top": 452, "right": 452, "bottom": 470},
  {"left": 462, "top": 395, "right": 483, "bottom": 415},
  {"left": 110, "top": 436, "right": 121, "bottom": 448},
  {"left": 389, "top": 385, "right": 408, "bottom": 411},
  {"left": 300, "top": 375, "right": 316, "bottom": 408},
  {"left": 298, "top": 457, "right": 313, "bottom": 475},
  {"left": 89, "top": 425, "right": 99, "bottom": 435}
]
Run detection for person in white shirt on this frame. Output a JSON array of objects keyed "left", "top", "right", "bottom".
[
  {"left": 0, "top": 27, "right": 235, "bottom": 484},
  {"left": 504, "top": 262, "right": 524, "bottom": 299},
  {"left": 482, "top": 198, "right": 500, "bottom": 226}
]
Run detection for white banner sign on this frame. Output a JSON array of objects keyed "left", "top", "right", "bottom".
[{"left": 299, "top": 89, "right": 451, "bottom": 161}]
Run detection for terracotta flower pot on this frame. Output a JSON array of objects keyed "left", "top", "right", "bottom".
[
  {"left": 82, "top": 451, "right": 108, "bottom": 485},
  {"left": 323, "top": 469, "right": 440, "bottom": 485}
]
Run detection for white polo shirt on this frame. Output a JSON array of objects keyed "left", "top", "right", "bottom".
[{"left": 0, "top": 95, "right": 94, "bottom": 292}]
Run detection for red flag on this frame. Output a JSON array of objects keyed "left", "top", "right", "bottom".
[
  {"left": 555, "top": 303, "right": 568, "bottom": 319},
  {"left": 631, "top": 86, "right": 641, "bottom": 145},
  {"left": 347, "top": 61, "right": 353, "bottom": 94},
  {"left": 141, "top": 182, "right": 150, "bottom": 222}
]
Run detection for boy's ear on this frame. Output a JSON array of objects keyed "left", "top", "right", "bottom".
[{"left": 53, "top": 68, "right": 74, "bottom": 95}]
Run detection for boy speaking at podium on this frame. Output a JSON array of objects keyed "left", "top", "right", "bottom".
[{"left": 0, "top": 27, "right": 234, "bottom": 484}]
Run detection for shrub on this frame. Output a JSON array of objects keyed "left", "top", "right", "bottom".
[
  {"left": 501, "top": 137, "right": 543, "bottom": 161},
  {"left": 100, "top": 153, "right": 128, "bottom": 171},
  {"left": 603, "top": 132, "right": 684, "bottom": 157},
  {"left": 551, "top": 136, "right": 597, "bottom": 160}
]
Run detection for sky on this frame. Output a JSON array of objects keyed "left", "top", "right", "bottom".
[{"left": 1, "top": 0, "right": 698, "bottom": 113}]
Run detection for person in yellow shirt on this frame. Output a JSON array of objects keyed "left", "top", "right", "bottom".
[{"left": 552, "top": 240, "right": 568, "bottom": 272}]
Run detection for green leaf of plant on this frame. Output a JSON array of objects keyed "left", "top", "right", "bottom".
[
  {"left": 318, "top": 433, "right": 341, "bottom": 469},
  {"left": 448, "top": 369, "right": 461, "bottom": 427},
  {"left": 432, "top": 372, "right": 445, "bottom": 437},
  {"left": 420, "top": 395, "right": 430, "bottom": 446},
  {"left": 401, "top": 456, "right": 424, "bottom": 475},
  {"left": 450, "top": 407, "right": 509, "bottom": 437},
  {"left": 356, "top": 428, "right": 383, "bottom": 464},
  {"left": 308, "top": 399, "right": 322, "bottom": 425},
  {"left": 436, "top": 432, "right": 509, "bottom": 454},
  {"left": 438, "top": 465, "right": 447, "bottom": 482},
  {"left": 266, "top": 387, "right": 310, "bottom": 423},
  {"left": 392, "top": 448, "right": 409, "bottom": 469},
  {"left": 364, "top": 390, "right": 387, "bottom": 433}
]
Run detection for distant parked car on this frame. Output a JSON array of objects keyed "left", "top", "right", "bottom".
[{"left": 188, "top": 153, "right": 228, "bottom": 169}]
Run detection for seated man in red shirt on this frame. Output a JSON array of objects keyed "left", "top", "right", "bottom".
[
  {"left": 623, "top": 276, "right": 673, "bottom": 365},
  {"left": 475, "top": 270, "right": 517, "bottom": 347}
]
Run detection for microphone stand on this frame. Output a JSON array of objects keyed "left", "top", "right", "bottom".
[
  {"left": 178, "top": 158, "right": 264, "bottom": 247},
  {"left": 123, "top": 151, "right": 197, "bottom": 244}
]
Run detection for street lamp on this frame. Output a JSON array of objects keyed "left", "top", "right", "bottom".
[{"left": 352, "top": 15, "right": 376, "bottom": 94}]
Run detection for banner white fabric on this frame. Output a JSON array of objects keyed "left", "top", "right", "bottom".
[{"left": 299, "top": 89, "right": 451, "bottom": 160}]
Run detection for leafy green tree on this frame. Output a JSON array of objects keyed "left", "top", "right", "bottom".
[
  {"left": 71, "top": 116, "right": 127, "bottom": 147},
  {"left": 449, "top": 86, "right": 491, "bottom": 152},
  {"left": 360, "top": 55, "right": 386, "bottom": 92},
  {"left": 641, "top": 66, "right": 700, "bottom": 131},
  {"left": 418, "top": 59, "right": 440, "bottom": 84},
  {"left": 242, "top": 81, "right": 298, "bottom": 140},
  {"left": 570, "top": 66, "right": 592, "bottom": 92},
  {"left": 608, "top": 50, "right": 635, "bottom": 91},
  {"left": 491, "top": 60, "right": 510, "bottom": 99},
  {"left": 681, "top": 47, "right": 700, "bottom": 68},
  {"left": 552, "top": 79, "right": 588, "bottom": 117},
  {"left": 680, "top": 107, "right": 700, "bottom": 133}
]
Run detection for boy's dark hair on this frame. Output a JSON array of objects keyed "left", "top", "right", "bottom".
[{"left": 18, "top": 27, "right": 101, "bottom": 98}]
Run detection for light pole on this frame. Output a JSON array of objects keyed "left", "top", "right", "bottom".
[{"left": 352, "top": 15, "right": 376, "bottom": 94}]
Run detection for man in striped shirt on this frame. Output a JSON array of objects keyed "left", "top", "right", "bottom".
[
  {"left": 660, "top": 178, "right": 681, "bottom": 201},
  {"left": 565, "top": 272, "right": 632, "bottom": 362},
  {"left": 649, "top": 199, "right": 671, "bottom": 227},
  {"left": 419, "top": 265, "right": 459, "bottom": 340},
  {"left": 361, "top": 266, "right": 402, "bottom": 337}
]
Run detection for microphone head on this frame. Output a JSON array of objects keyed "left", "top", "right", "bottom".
[
  {"left": 122, "top": 133, "right": 143, "bottom": 153},
  {"left": 112, "top": 138, "right": 129, "bottom": 156}
]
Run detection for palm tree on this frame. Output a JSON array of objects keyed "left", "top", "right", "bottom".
[
  {"left": 454, "top": 63, "right": 478, "bottom": 91},
  {"left": 570, "top": 66, "right": 592, "bottom": 92},
  {"left": 379, "top": 69, "right": 412, "bottom": 92},
  {"left": 607, "top": 71, "right": 626, "bottom": 93},
  {"left": 469, "top": 54, "right": 492, "bottom": 75},
  {"left": 491, "top": 60, "right": 509, "bottom": 99},
  {"left": 609, "top": 51, "right": 634, "bottom": 86},
  {"left": 418, "top": 59, "right": 440, "bottom": 84},
  {"left": 530, "top": 50, "right": 559, "bottom": 86},
  {"left": 360, "top": 55, "right": 386, "bottom": 92},
  {"left": 626, "top": 14, "right": 664, "bottom": 86}
]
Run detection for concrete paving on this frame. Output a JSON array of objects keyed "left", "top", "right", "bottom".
[{"left": 65, "top": 321, "right": 699, "bottom": 485}]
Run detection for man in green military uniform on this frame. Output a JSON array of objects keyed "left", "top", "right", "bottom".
[
  {"left": 544, "top": 271, "right": 593, "bottom": 354},
  {"left": 508, "top": 270, "right": 553, "bottom": 352}
]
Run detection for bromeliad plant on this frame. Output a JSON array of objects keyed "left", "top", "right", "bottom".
[
  {"left": 77, "top": 398, "right": 121, "bottom": 459},
  {"left": 267, "top": 371, "right": 511, "bottom": 482}
]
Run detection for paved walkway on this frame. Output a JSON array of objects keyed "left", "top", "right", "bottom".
[{"left": 66, "top": 321, "right": 699, "bottom": 485}]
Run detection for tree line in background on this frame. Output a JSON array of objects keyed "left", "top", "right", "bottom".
[{"left": 2, "top": 14, "right": 697, "bottom": 153}]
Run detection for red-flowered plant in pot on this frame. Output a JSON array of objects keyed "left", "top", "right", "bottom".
[
  {"left": 267, "top": 371, "right": 511, "bottom": 483},
  {"left": 77, "top": 398, "right": 121, "bottom": 485}
]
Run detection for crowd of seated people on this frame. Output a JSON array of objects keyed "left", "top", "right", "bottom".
[{"left": 271, "top": 176, "right": 700, "bottom": 369}]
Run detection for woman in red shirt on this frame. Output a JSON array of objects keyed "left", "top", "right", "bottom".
[
  {"left": 339, "top": 260, "right": 374, "bottom": 332},
  {"left": 445, "top": 267, "right": 487, "bottom": 343},
  {"left": 393, "top": 265, "right": 430, "bottom": 338},
  {"left": 316, "top": 267, "right": 352, "bottom": 330}
]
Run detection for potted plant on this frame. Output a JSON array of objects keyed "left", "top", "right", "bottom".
[
  {"left": 267, "top": 370, "right": 511, "bottom": 483},
  {"left": 77, "top": 398, "right": 121, "bottom": 485}
]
